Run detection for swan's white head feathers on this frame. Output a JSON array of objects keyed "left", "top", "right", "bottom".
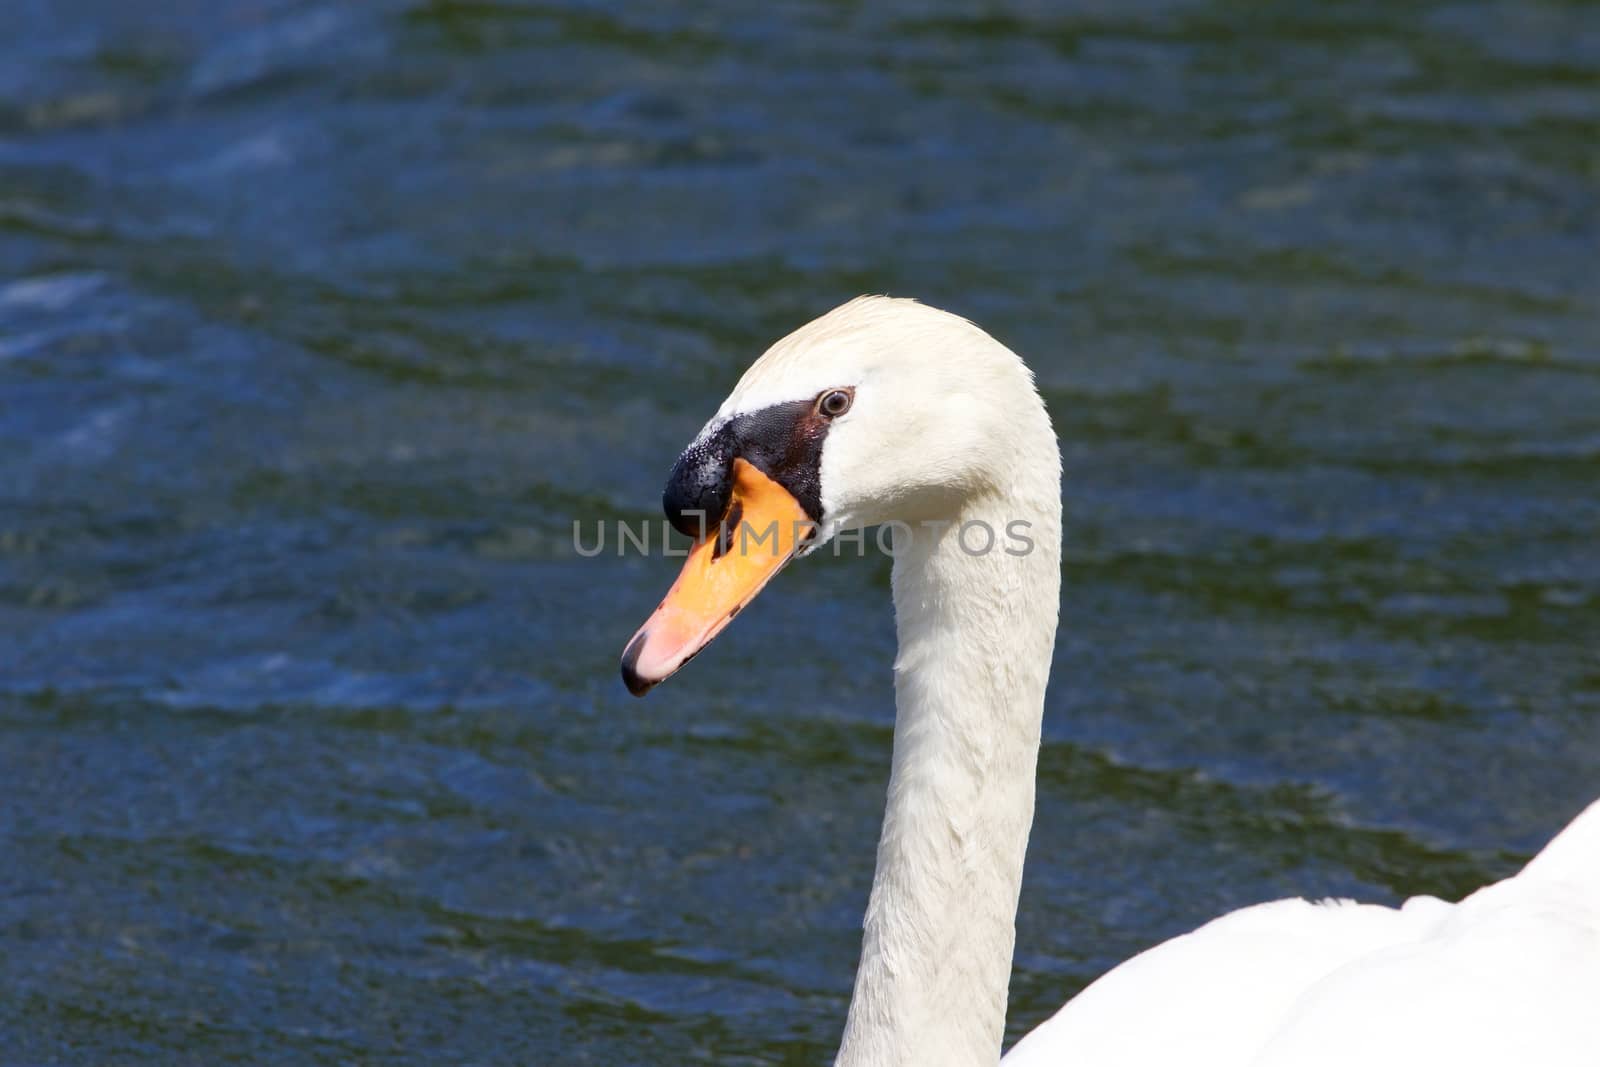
[
  {"left": 701, "top": 295, "right": 1057, "bottom": 541},
  {"left": 621, "top": 295, "right": 1060, "bottom": 697}
]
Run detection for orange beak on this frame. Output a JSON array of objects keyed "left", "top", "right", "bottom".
[{"left": 621, "top": 459, "right": 813, "bottom": 696}]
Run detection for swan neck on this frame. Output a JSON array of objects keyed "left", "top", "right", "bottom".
[{"left": 836, "top": 487, "right": 1061, "bottom": 1067}]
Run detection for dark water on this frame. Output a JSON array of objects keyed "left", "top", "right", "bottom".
[{"left": 3, "top": 1, "right": 1599, "bottom": 1063}]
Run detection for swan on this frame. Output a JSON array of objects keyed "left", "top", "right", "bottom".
[{"left": 618, "top": 296, "right": 1600, "bottom": 1067}]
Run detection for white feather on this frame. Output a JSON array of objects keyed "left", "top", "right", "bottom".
[{"left": 698, "top": 297, "right": 1600, "bottom": 1067}]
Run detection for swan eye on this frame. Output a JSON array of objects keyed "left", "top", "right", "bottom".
[{"left": 817, "top": 389, "right": 853, "bottom": 418}]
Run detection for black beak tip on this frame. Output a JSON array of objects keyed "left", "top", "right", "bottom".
[{"left": 620, "top": 630, "right": 655, "bottom": 698}]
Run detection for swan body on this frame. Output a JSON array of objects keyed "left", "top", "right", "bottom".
[
  {"left": 621, "top": 296, "right": 1600, "bottom": 1067},
  {"left": 1007, "top": 801, "right": 1600, "bottom": 1065}
]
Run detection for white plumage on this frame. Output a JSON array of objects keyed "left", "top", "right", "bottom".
[
  {"left": 672, "top": 297, "right": 1600, "bottom": 1067},
  {"left": 1006, "top": 813, "right": 1600, "bottom": 1065}
]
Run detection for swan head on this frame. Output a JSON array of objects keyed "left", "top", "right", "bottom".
[{"left": 621, "top": 295, "right": 1053, "bottom": 696}]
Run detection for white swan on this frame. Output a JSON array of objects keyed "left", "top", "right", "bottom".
[{"left": 620, "top": 296, "right": 1600, "bottom": 1067}]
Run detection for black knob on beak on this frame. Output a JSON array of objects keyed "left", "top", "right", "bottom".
[
  {"left": 659, "top": 400, "right": 827, "bottom": 541},
  {"left": 663, "top": 434, "right": 733, "bottom": 539}
]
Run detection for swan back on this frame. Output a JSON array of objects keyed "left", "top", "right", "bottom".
[{"left": 1004, "top": 799, "right": 1600, "bottom": 1067}]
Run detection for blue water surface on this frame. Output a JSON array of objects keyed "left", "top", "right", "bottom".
[{"left": 2, "top": 1, "right": 1599, "bottom": 1063}]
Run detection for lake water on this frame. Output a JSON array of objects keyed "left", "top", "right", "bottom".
[{"left": 2, "top": 1, "right": 1598, "bottom": 1063}]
